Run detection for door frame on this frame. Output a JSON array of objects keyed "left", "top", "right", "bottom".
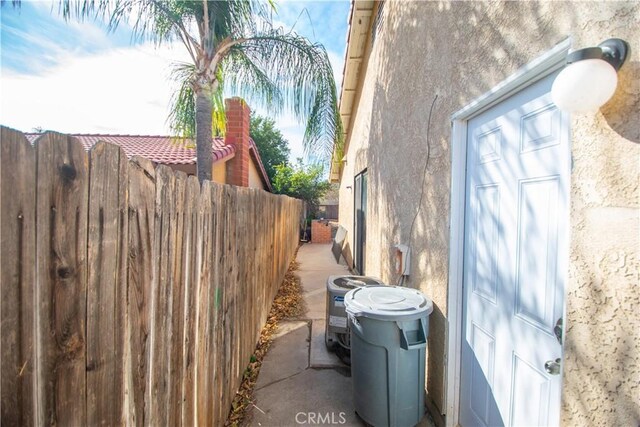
[{"left": 445, "top": 38, "right": 572, "bottom": 427}]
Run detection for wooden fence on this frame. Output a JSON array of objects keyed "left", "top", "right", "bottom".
[{"left": 0, "top": 127, "right": 302, "bottom": 426}]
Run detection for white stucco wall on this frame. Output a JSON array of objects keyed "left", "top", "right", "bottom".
[{"left": 338, "top": 1, "right": 639, "bottom": 424}]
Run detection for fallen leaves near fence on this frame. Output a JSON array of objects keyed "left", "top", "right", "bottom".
[{"left": 226, "top": 256, "right": 304, "bottom": 426}]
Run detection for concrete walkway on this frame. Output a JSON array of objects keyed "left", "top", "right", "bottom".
[{"left": 246, "top": 243, "right": 435, "bottom": 427}]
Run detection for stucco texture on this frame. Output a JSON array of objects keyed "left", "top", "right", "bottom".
[
  {"left": 248, "top": 157, "right": 265, "bottom": 190},
  {"left": 213, "top": 160, "right": 227, "bottom": 184},
  {"left": 337, "top": 1, "right": 639, "bottom": 425}
]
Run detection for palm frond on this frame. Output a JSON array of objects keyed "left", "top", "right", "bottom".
[
  {"left": 211, "top": 67, "right": 226, "bottom": 136},
  {"left": 117, "top": 1, "right": 190, "bottom": 45},
  {"left": 168, "top": 62, "right": 197, "bottom": 139},
  {"left": 168, "top": 62, "right": 225, "bottom": 139},
  {"left": 0, "top": 0, "right": 21, "bottom": 8},
  {"left": 59, "top": 0, "right": 111, "bottom": 22},
  {"left": 223, "top": 48, "right": 283, "bottom": 114},
  {"left": 59, "top": 1, "right": 343, "bottom": 159},
  {"left": 196, "top": 0, "right": 268, "bottom": 57},
  {"left": 235, "top": 28, "right": 344, "bottom": 158},
  {"left": 60, "top": 0, "right": 202, "bottom": 62}
]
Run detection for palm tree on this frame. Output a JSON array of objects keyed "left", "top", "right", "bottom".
[{"left": 62, "top": 0, "right": 343, "bottom": 182}]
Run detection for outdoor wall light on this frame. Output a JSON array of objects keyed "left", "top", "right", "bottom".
[{"left": 551, "top": 38, "right": 630, "bottom": 114}]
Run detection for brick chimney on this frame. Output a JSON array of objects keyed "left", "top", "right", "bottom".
[{"left": 225, "top": 97, "right": 250, "bottom": 187}]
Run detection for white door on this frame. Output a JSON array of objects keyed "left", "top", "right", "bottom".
[{"left": 459, "top": 72, "right": 569, "bottom": 426}]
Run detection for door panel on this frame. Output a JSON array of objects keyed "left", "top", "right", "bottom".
[
  {"left": 460, "top": 72, "right": 569, "bottom": 427},
  {"left": 514, "top": 177, "right": 560, "bottom": 332},
  {"left": 472, "top": 184, "right": 500, "bottom": 304},
  {"left": 469, "top": 323, "right": 496, "bottom": 426},
  {"left": 510, "top": 354, "right": 552, "bottom": 426}
]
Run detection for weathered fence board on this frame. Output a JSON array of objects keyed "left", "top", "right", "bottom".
[
  {"left": 181, "top": 175, "right": 200, "bottom": 426},
  {"left": 86, "top": 142, "right": 128, "bottom": 426},
  {"left": 35, "top": 133, "right": 89, "bottom": 426},
  {"left": 213, "top": 183, "right": 226, "bottom": 427},
  {"left": 169, "top": 171, "right": 187, "bottom": 427},
  {"left": 195, "top": 180, "right": 214, "bottom": 426},
  {"left": 0, "top": 127, "right": 302, "bottom": 427},
  {"left": 200, "top": 182, "right": 220, "bottom": 424},
  {"left": 1, "top": 128, "right": 37, "bottom": 426},
  {"left": 148, "top": 165, "right": 174, "bottom": 426},
  {"left": 126, "top": 156, "right": 156, "bottom": 426}
]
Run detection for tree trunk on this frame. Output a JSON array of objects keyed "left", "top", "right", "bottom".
[{"left": 195, "top": 87, "right": 213, "bottom": 183}]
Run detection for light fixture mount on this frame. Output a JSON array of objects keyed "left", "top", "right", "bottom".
[
  {"left": 552, "top": 37, "right": 630, "bottom": 113},
  {"left": 567, "top": 38, "right": 629, "bottom": 71}
]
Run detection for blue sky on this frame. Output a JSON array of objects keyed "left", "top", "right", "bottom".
[{"left": 0, "top": 0, "right": 350, "bottom": 161}]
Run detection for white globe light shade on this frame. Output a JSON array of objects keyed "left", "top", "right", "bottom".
[{"left": 551, "top": 58, "right": 618, "bottom": 114}]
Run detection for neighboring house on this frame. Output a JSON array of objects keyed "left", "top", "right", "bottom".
[
  {"left": 25, "top": 98, "right": 272, "bottom": 192},
  {"left": 317, "top": 184, "right": 339, "bottom": 219},
  {"left": 331, "top": 2, "right": 638, "bottom": 427}
]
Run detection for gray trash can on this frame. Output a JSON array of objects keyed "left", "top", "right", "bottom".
[{"left": 345, "top": 285, "right": 433, "bottom": 427}]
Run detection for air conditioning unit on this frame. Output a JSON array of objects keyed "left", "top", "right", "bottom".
[{"left": 325, "top": 275, "right": 385, "bottom": 363}]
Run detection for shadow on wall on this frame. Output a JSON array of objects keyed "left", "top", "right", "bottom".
[
  {"left": 352, "top": 0, "right": 638, "bottom": 420},
  {"left": 562, "top": 233, "right": 640, "bottom": 426},
  {"left": 362, "top": 1, "right": 578, "bottom": 412},
  {"left": 564, "top": 325, "right": 640, "bottom": 425},
  {"left": 603, "top": 60, "right": 640, "bottom": 143},
  {"left": 342, "top": 241, "right": 354, "bottom": 270}
]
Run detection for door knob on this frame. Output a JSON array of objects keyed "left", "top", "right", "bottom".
[{"left": 544, "top": 358, "right": 562, "bottom": 375}]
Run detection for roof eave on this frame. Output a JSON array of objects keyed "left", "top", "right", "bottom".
[{"left": 330, "top": 0, "right": 375, "bottom": 182}]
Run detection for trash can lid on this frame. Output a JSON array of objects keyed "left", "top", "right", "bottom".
[
  {"left": 328, "top": 275, "right": 384, "bottom": 290},
  {"left": 344, "top": 285, "right": 433, "bottom": 321}
]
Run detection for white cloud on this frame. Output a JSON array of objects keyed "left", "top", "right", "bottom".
[{"left": 1, "top": 42, "right": 189, "bottom": 135}]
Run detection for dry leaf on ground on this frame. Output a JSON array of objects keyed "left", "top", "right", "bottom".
[{"left": 225, "top": 251, "right": 304, "bottom": 427}]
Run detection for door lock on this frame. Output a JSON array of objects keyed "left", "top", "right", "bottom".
[
  {"left": 544, "top": 358, "right": 562, "bottom": 375},
  {"left": 554, "top": 318, "right": 563, "bottom": 345}
]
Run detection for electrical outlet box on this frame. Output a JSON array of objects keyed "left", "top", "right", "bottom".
[{"left": 394, "top": 244, "right": 411, "bottom": 276}]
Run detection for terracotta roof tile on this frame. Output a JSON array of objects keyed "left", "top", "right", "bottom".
[{"left": 24, "top": 133, "right": 235, "bottom": 165}]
